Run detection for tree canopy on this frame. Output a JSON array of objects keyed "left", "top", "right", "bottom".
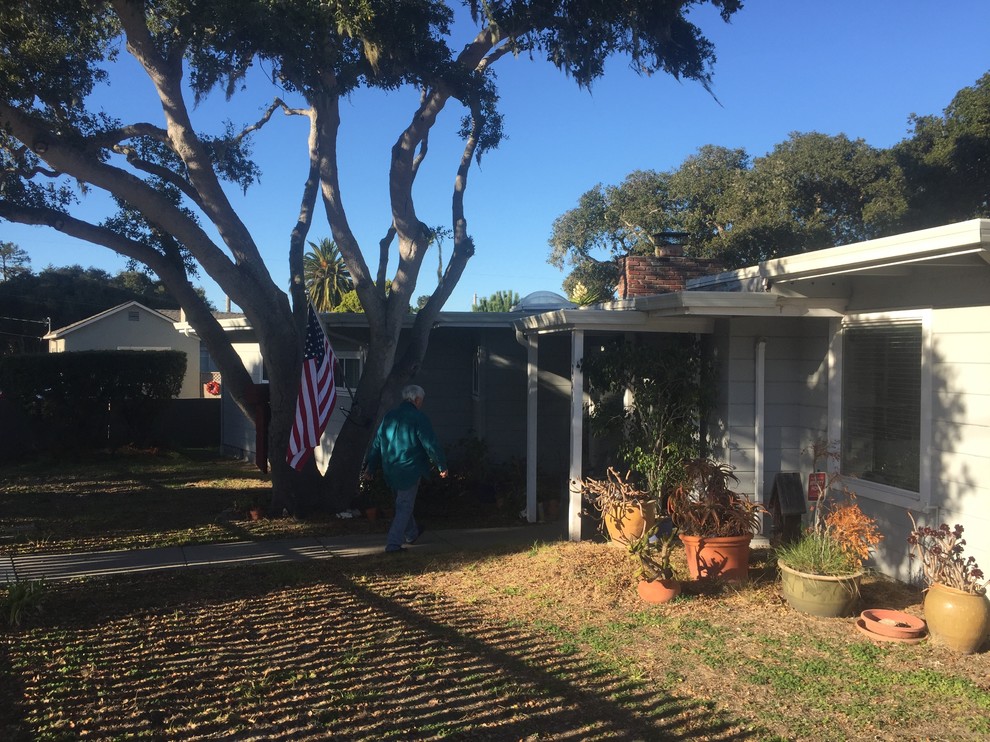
[
  {"left": 549, "top": 72, "right": 990, "bottom": 285},
  {"left": 0, "top": 0, "right": 743, "bottom": 512},
  {"left": 303, "top": 239, "right": 353, "bottom": 313},
  {"left": 472, "top": 289, "right": 520, "bottom": 312},
  {"left": 0, "top": 242, "right": 30, "bottom": 281}
]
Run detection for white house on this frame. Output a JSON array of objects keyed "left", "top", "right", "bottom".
[
  {"left": 44, "top": 300, "right": 203, "bottom": 399},
  {"left": 514, "top": 219, "right": 990, "bottom": 583}
]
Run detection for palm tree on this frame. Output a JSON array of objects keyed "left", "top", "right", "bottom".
[{"left": 303, "top": 239, "right": 353, "bottom": 312}]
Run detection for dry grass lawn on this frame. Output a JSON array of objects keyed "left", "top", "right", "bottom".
[{"left": 2, "top": 450, "right": 990, "bottom": 740}]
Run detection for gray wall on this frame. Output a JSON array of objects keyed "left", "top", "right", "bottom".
[
  {"left": 221, "top": 323, "right": 573, "bottom": 484},
  {"left": 712, "top": 316, "right": 830, "bottom": 504}
]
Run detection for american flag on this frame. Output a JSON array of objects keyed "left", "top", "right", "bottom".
[{"left": 286, "top": 306, "right": 337, "bottom": 470}]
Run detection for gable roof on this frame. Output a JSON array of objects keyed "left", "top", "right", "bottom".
[{"left": 44, "top": 301, "right": 178, "bottom": 340}]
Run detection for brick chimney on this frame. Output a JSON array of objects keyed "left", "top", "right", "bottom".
[{"left": 615, "top": 249, "right": 723, "bottom": 299}]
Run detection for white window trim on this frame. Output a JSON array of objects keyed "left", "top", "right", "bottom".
[
  {"left": 827, "top": 309, "right": 932, "bottom": 511},
  {"left": 335, "top": 350, "right": 363, "bottom": 395}
]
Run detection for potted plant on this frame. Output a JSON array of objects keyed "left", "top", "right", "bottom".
[
  {"left": 776, "top": 495, "right": 881, "bottom": 617},
  {"left": 907, "top": 514, "right": 989, "bottom": 653},
  {"left": 667, "top": 458, "right": 764, "bottom": 583},
  {"left": 360, "top": 475, "right": 392, "bottom": 522},
  {"left": 580, "top": 467, "right": 659, "bottom": 545},
  {"left": 776, "top": 441, "right": 882, "bottom": 617},
  {"left": 629, "top": 520, "right": 681, "bottom": 603},
  {"left": 247, "top": 493, "right": 265, "bottom": 521}
]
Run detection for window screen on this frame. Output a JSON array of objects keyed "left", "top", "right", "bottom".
[
  {"left": 337, "top": 357, "right": 362, "bottom": 389},
  {"left": 841, "top": 321, "right": 921, "bottom": 492}
]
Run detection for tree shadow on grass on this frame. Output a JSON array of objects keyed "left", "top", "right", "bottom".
[{"left": 0, "top": 559, "right": 760, "bottom": 740}]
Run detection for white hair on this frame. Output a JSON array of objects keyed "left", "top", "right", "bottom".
[{"left": 401, "top": 384, "right": 425, "bottom": 403}]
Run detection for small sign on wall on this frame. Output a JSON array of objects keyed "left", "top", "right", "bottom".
[{"left": 807, "top": 472, "right": 826, "bottom": 502}]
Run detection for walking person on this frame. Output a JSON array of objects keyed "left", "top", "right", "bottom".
[{"left": 363, "top": 384, "right": 448, "bottom": 552}]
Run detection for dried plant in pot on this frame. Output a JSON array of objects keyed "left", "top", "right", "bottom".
[
  {"left": 776, "top": 442, "right": 882, "bottom": 617},
  {"left": 580, "top": 467, "right": 659, "bottom": 545},
  {"left": 908, "top": 514, "right": 990, "bottom": 653},
  {"left": 776, "top": 495, "right": 881, "bottom": 617},
  {"left": 667, "top": 458, "right": 764, "bottom": 582},
  {"left": 628, "top": 521, "right": 681, "bottom": 603}
]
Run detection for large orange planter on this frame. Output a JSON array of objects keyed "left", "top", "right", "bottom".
[
  {"left": 924, "top": 582, "right": 990, "bottom": 654},
  {"left": 603, "top": 501, "right": 657, "bottom": 544},
  {"left": 679, "top": 533, "right": 752, "bottom": 583}
]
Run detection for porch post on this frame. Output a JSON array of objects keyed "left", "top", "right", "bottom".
[
  {"left": 568, "top": 329, "right": 585, "bottom": 541},
  {"left": 525, "top": 335, "right": 539, "bottom": 523}
]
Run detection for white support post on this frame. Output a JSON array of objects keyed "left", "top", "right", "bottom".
[
  {"left": 568, "top": 330, "right": 585, "bottom": 541},
  {"left": 526, "top": 335, "right": 539, "bottom": 523}
]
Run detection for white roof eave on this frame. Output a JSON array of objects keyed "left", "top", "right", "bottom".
[
  {"left": 690, "top": 218, "right": 990, "bottom": 290},
  {"left": 514, "top": 291, "right": 847, "bottom": 336}
]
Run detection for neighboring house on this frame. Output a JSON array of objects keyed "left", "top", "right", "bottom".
[
  {"left": 514, "top": 219, "right": 990, "bottom": 583},
  {"left": 44, "top": 301, "right": 203, "bottom": 399}
]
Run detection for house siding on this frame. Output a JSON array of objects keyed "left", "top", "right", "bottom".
[
  {"left": 714, "top": 317, "right": 830, "bottom": 517},
  {"left": 221, "top": 322, "right": 574, "bottom": 489}
]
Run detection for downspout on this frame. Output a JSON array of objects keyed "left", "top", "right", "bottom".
[
  {"left": 514, "top": 327, "right": 539, "bottom": 523},
  {"left": 568, "top": 329, "right": 585, "bottom": 541},
  {"left": 755, "top": 337, "right": 767, "bottom": 533}
]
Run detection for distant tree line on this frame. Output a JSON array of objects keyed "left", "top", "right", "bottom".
[
  {"left": 0, "top": 263, "right": 212, "bottom": 354},
  {"left": 550, "top": 72, "right": 990, "bottom": 301},
  {"left": 473, "top": 290, "right": 520, "bottom": 313}
]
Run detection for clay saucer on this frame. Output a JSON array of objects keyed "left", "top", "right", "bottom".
[
  {"left": 859, "top": 609, "right": 927, "bottom": 640},
  {"left": 856, "top": 609, "right": 928, "bottom": 644}
]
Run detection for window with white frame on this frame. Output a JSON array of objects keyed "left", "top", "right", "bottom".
[
  {"left": 335, "top": 352, "right": 363, "bottom": 391},
  {"left": 839, "top": 313, "right": 927, "bottom": 497}
]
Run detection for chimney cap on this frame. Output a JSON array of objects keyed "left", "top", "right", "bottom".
[{"left": 652, "top": 231, "right": 688, "bottom": 257}]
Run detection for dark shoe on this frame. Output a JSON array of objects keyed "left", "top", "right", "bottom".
[
  {"left": 406, "top": 527, "right": 425, "bottom": 545},
  {"left": 385, "top": 545, "right": 406, "bottom": 553}
]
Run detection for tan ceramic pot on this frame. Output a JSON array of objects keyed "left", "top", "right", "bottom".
[
  {"left": 603, "top": 501, "right": 657, "bottom": 544},
  {"left": 778, "top": 561, "right": 863, "bottom": 618},
  {"left": 924, "top": 582, "right": 990, "bottom": 654}
]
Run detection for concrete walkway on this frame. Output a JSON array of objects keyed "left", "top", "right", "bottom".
[{"left": 0, "top": 521, "right": 567, "bottom": 583}]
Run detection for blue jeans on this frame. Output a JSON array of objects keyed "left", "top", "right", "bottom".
[{"left": 386, "top": 480, "right": 420, "bottom": 551}]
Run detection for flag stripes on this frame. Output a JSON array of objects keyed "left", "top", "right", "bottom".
[{"left": 286, "top": 306, "right": 337, "bottom": 470}]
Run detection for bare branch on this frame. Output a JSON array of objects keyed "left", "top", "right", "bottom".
[
  {"left": 231, "top": 99, "right": 284, "bottom": 145},
  {"left": 112, "top": 145, "right": 204, "bottom": 209}
]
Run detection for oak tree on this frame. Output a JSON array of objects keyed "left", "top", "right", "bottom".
[{"left": 0, "top": 0, "right": 742, "bottom": 512}]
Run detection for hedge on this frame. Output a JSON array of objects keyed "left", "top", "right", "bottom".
[{"left": 0, "top": 350, "right": 186, "bottom": 456}]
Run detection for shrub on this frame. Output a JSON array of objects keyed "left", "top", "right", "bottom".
[{"left": 0, "top": 350, "right": 185, "bottom": 455}]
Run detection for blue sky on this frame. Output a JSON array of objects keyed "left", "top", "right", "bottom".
[{"left": 4, "top": 0, "right": 990, "bottom": 312}]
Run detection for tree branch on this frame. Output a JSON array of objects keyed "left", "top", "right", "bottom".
[
  {"left": 0, "top": 200, "right": 257, "bottom": 417},
  {"left": 288, "top": 106, "right": 320, "bottom": 323},
  {"left": 112, "top": 0, "right": 270, "bottom": 275},
  {"left": 311, "top": 89, "right": 382, "bottom": 324}
]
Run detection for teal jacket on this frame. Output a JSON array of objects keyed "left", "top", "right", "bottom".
[{"left": 364, "top": 401, "right": 448, "bottom": 490}]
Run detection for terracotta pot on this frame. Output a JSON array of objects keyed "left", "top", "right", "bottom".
[
  {"left": 637, "top": 578, "right": 681, "bottom": 604},
  {"left": 365, "top": 507, "right": 379, "bottom": 522},
  {"left": 679, "top": 533, "right": 752, "bottom": 583},
  {"left": 603, "top": 501, "right": 657, "bottom": 544},
  {"left": 778, "top": 560, "right": 863, "bottom": 617},
  {"left": 924, "top": 582, "right": 990, "bottom": 654},
  {"left": 248, "top": 507, "right": 263, "bottom": 522}
]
